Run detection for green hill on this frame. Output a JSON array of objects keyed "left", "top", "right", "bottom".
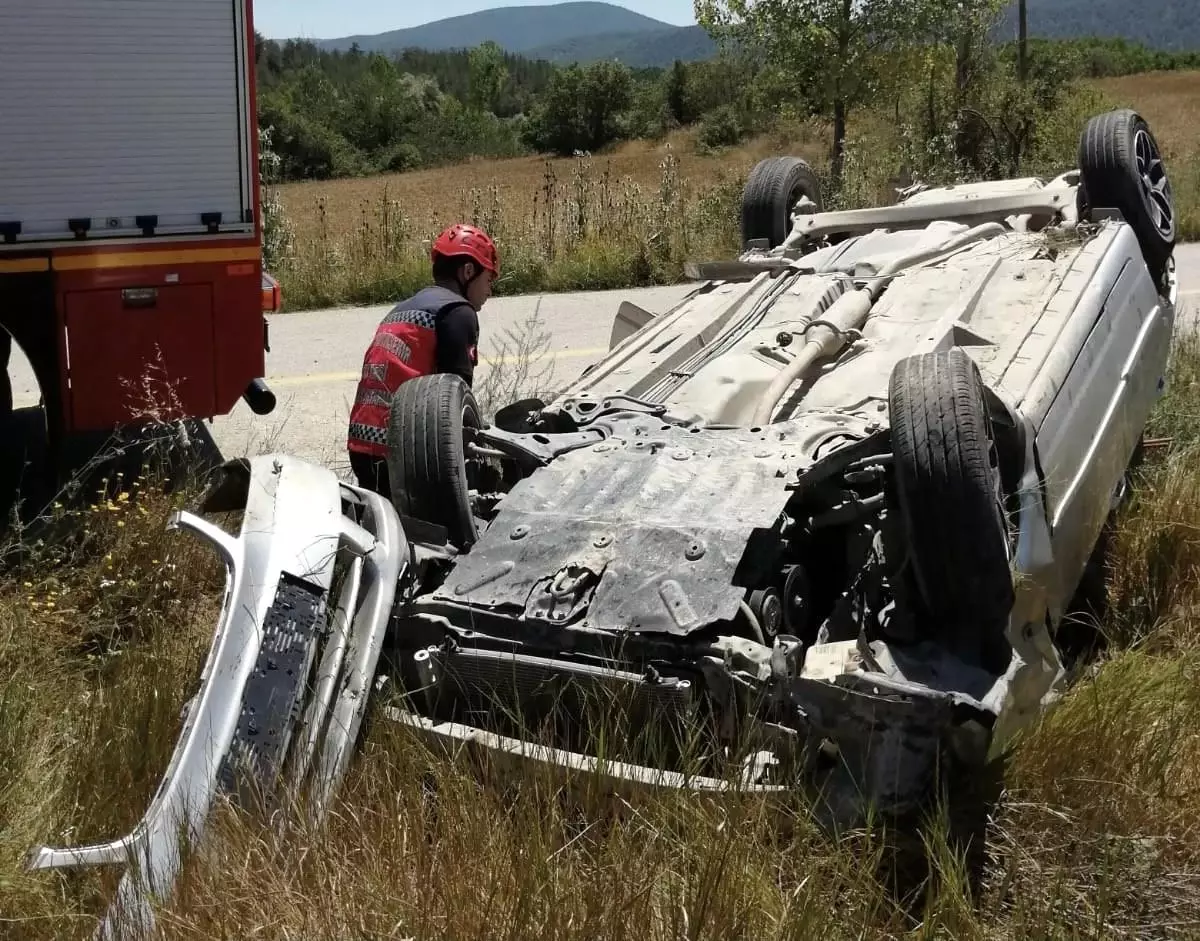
[
  {"left": 317, "top": 2, "right": 678, "bottom": 57},
  {"left": 994, "top": 0, "right": 1200, "bottom": 52},
  {"left": 308, "top": 0, "right": 1200, "bottom": 70},
  {"left": 525, "top": 25, "right": 717, "bottom": 66}
]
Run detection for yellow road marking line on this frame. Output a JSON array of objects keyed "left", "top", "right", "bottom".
[{"left": 269, "top": 345, "right": 610, "bottom": 389}]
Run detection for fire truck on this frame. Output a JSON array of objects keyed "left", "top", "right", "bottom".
[{"left": 0, "top": 0, "right": 277, "bottom": 501}]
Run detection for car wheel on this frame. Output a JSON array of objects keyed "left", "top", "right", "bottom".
[
  {"left": 386, "top": 373, "right": 481, "bottom": 548},
  {"left": 740, "top": 156, "right": 823, "bottom": 250},
  {"left": 1078, "top": 109, "right": 1176, "bottom": 285},
  {"left": 888, "top": 348, "right": 1015, "bottom": 662}
]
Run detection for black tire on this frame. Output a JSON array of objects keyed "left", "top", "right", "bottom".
[
  {"left": 888, "top": 348, "right": 1015, "bottom": 658},
  {"left": 740, "top": 156, "right": 823, "bottom": 250},
  {"left": 219, "top": 571, "right": 328, "bottom": 811},
  {"left": 1078, "top": 109, "right": 1175, "bottom": 284},
  {"left": 386, "top": 373, "right": 481, "bottom": 548}
]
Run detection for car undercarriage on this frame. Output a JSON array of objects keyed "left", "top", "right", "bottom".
[{"left": 25, "top": 106, "right": 1181, "bottom": 940}]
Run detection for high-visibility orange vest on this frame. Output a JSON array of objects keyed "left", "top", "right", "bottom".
[{"left": 347, "top": 286, "right": 469, "bottom": 459}]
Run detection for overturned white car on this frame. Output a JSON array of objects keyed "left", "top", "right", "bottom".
[{"left": 29, "top": 108, "right": 1180, "bottom": 937}]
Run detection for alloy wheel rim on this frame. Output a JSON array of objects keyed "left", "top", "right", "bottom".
[{"left": 1135, "top": 127, "right": 1175, "bottom": 239}]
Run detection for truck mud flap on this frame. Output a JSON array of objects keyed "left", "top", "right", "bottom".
[{"left": 24, "top": 454, "right": 408, "bottom": 940}]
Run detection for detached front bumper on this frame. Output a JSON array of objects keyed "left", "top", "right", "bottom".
[
  {"left": 25, "top": 454, "right": 408, "bottom": 941},
  {"left": 385, "top": 628, "right": 1014, "bottom": 831}
]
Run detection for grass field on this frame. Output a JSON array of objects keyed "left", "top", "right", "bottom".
[
  {"left": 5, "top": 326, "right": 1200, "bottom": 938},
  {"left": 268, "top": 70, "right": 1200, "bottom": 312}
]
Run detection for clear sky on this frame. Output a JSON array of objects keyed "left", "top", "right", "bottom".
[{"left": 253, "top": 0, "right": 698, "bottom": 40}]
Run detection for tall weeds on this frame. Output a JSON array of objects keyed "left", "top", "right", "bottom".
[{"left": 269, "top": 147, "right": 748, "bottom": 311}]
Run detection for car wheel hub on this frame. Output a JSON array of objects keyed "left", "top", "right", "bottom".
[{"left": 1134, "top": 127, "right": 1174, "bottom": 239}]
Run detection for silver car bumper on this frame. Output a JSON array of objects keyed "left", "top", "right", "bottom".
[{"left": 25, "top": 454, "right": 408, "bottom": 940}]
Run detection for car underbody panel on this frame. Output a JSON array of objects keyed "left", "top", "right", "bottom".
[
  {"left": 27, "top": 112, "right": 1183, "bottom": 940},
  {"left": 424, "top": 409, "right": 877, "bottom": 637},
  {"left": 553, "top": 214, "right": 1126, "bottom": 435}
]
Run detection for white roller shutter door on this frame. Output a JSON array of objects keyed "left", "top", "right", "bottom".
[{"left": 0, "top": 0, "right": 254, "bottom": 245}]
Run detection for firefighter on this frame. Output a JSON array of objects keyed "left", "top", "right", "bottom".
[{"left": 346, "top": 222, "right": 499, "bottom": 498}]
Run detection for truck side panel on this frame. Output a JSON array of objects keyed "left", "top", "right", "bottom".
[
  {"left": 0, "top": 0, "right": 269, "bottom": 439},
  {"left": 0, "top": 0, "right": 255, "bottom": 245},
  {"left": 52, "top": 242, "right": 264, "bottom": 431}
]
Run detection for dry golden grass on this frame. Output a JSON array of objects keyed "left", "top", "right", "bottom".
[
  {"left": 1093, "top": 70, "right": 1200, "bottom": 160},
  {"left": 6, "top": 325, "right": 1200, "bottom": 938},
  {"left": 265, "top": 124, "right": 836, "bottom": 311},
  {"left": 277, "top": 127, "right": 830, "bottom": 245},
  {"left": 275, "top": 71, "right": 1200, "bottom": 241},
  {"left": 265, "top": 70, "right": 1200, "bottom": 312}
]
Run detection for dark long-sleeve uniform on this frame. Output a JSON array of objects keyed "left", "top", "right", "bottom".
[{"left": 434, "top": 302, "right": 480, "bottom": 387}]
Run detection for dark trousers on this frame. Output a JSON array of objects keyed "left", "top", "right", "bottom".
[{"left": 350, "top": 451, "right": 391, "bottom": 499}]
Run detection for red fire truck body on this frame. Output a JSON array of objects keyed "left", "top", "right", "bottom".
[{"left": 0, "top": 0, "right": 276, "bottom": 456}]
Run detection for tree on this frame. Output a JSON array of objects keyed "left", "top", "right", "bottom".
[
  {"left": 582, "top": 61, "right": 634, "bottom": 150},
  {"left": 695, "top": 0, "right": 929, "bottom": 183},
  {"left": 911, "top": 0, "right": 1008, "bottom": 172},
  {"left": 527, "top": 61, "right": 634, "bottom": 155},
  {"left": 468, "top": 41, "right": 509, "bottom": 114},
  {"left": 666, "top": 59, "right": 690, "bottom": 125}
]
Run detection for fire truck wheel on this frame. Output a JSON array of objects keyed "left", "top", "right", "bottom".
[{"left": 0, "top": 330, "right": 11, "bottom": 416}]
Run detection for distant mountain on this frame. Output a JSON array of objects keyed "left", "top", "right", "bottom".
[
  {"left": 317, "top": 2, "right": 677, "bottom": 57},
  {"left": 526, "top": 25, "right": 717, "bottom": 67},
  {"left": 994, "top": 0, "right": 1200, "bottom": 53},
  {"left": 307, "top": 0, "right": 1200, "bottom": 72}
]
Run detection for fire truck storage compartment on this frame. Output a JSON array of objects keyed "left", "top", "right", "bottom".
[
  {"left": 64, "top": 284, "right": 217, "bottom": 430},
  {"left": 0, "top": 0, "right": 255, "bottom": 244}
]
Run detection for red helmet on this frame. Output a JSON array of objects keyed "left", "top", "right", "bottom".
[{"left": 431, "top": 223, "right": 499, "bottom": 278}]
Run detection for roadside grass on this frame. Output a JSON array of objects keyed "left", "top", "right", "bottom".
[
  {"left": 5, "top": 318, "right": 1200, "bottom": 937},
  {"left": 267, "top": 71, "right": 1200, "bottom": 312}
]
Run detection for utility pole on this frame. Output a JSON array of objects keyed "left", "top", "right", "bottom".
[{"left": 1018, "top": 0, "right": 1028, "bottom": 82}]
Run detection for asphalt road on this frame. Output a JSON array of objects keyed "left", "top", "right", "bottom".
[{"left": 11, "top": 244, "right": 1200, "bottom": 471}]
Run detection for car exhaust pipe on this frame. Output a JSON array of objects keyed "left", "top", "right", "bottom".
[{"left": 243, "top": 378, "right": 276, "bottom": 416}]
